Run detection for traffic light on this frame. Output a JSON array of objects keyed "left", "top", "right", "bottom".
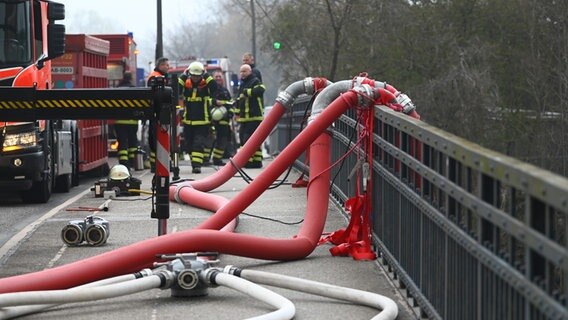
[{"left": 273, "top": 41, "right": 281, "bottom": 50}]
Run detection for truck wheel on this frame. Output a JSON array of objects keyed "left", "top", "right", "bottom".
[
  {"left": 55, "top": 173, "right": 72, "bottom": 193},
  {"left": 21, "top": 160, "right": 53, "bottom": 203},
  {"left": 21, "top": 126, "right": 54, "bottom": 203}
]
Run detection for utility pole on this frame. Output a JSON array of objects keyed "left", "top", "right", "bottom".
[
  {"left": 250, "top": 0, "right": 256, "bottom": 59},
  {"left": 155, "top": 0, "right": 163, "bottom": 60}
]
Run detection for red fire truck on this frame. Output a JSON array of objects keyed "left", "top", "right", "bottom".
[
  {"left": 0, "top": 0, "right": 106, "bottom": 203},
  {"left": 51, "top": 34, "right": 111, "bottom": 176},
  {"left": 92, "top": 33, "right": 138, "bottom": 87},
  {"left": 92, "top": 33, "right": 138, "bottom": 155}
]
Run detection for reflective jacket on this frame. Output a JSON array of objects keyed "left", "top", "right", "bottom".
[
  {"left": 146, "top": 69, "right": 169, "bottom": 86},
  {"left": 116, "top": 80, "right": 138, "bottom": 125},
  {"left": 178, "top": 72, "right": 218, "bottom": 125},
  {"left": 236, "top": 74, "right": 265, "bottom": 122}
]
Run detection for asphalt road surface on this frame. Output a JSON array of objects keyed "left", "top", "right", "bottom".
[{"left": 0, "top": 176, "right": 99, "bottom": 252}]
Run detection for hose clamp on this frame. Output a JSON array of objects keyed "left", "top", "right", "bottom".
[
  {"left": 396, "top": 93, "right": 416, "bottom": 114},
  {"left": 174, "top": 182, "right": 193, "bottom": 203},
  {"left": 138, "top": 268, "right": 153, "bottom": 277},
  {"left": 275, "top": 90, "right": 294, "bottom": 110},
  {"left": 354, "top": 76, "right": 366, "bottom": 88},
  {"left": 353, "top": 84, "right": 375, "bottom": 107},
  {"left": 222, "top": 265, "right": 242, "bottom": 276},
  {"left": 156, "top": 269, "right": 176, "bottom": 289},
  {"left": 303, "top": 77, "right": 314, "bottom": 95},
  {"left": 200, "top": 268, "right": 221, "bottom": 287}
]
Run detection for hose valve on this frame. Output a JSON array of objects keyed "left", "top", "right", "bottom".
[{"left": 157, "top": 253, "right": 218, "bottom": 297}]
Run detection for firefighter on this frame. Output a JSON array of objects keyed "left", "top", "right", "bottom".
[
  {"left": 114, "top": 72, "right": 139, "bottom": 169},
  {"left": 236, "top": 64, "right": 265, "bottom": 168},
  {"left": 178, "top": 61, "right": 218, "bottom": 174},
  {"left": 146, "top": 57, "right": 170, "bottom": 172},
  {"left": 242, "top": 52, "right": 262, "bottom": 83},
  {"left": 210, "top": 70, "right": 233, "bottom": 166}
]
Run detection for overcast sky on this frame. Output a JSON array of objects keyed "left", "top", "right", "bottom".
[{"left": 56, "top": 0, "right": 218, "bottom": 68}]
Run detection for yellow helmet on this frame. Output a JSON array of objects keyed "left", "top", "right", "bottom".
[
  {"left": 187, "top": 61, "right": 205, "bottom": 76},
  {"left": 109, "top": 164, "right": 130, "bottom": 181}
]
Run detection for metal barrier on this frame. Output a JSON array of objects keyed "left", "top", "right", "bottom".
[{"left": 273, "top": 97, "right": 568, "bottom": 320}]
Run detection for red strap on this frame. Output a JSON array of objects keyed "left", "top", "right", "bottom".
[
  {"left": 319, "top": 195, "right": 376, "bottom": 261},
  {"left": 319, "top": 107, "right": 376, "bottom": 261}
]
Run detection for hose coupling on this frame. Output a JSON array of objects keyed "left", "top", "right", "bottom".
[
  {"left": 173, "top": 182, "right": 193, "bottom": 203},
  {"left": 135, "top": 268, "right": 153, "bottom": 278},
  {"left": 275, "top": 90, "right": 294, "bottom": 110},
  {"left": 222, "top": 265, "right": 242, "bottom": 277},
  {"left": 199, "top": 268, "right": 222, "bottom": 287},
  {"left": 303, "top": 77, "right": 315, "bottom": 95},
  {"left": 352, "top": 84, "right": 375, "bottom": 107},
  {"left": 155, "top": 269, "right": 176, "bottom": 289},
  {"left": 396, "top": 93, "right": 416, "bottom": 114},
  {"left": 61, "top": 215, "right": 109, "bottom": 246},
  {"left": 177, "top": 269, "right": 199, "bottom": 290},
  {"left": 353, "top": 76, "right": 368, "bottom": 88}
]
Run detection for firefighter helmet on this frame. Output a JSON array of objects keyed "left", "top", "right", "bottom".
[
  {"left": 109, "top": 164, "right": 130, "bottom": 181},
  {"left": 187, "top": 61, "right": 205, "bottom": 76},
  {"left": 210, "top": 106, "right": 227, "bottom": 121}
]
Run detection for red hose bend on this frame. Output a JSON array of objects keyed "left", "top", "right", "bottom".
[
  {"left": 0, "top": 86, "right": 358, "bottom": 294},
  {"left": 186, "top": 77, "right": 329, "bottom": 192}
]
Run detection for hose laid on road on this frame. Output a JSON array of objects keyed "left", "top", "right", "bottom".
[
  {"left": 207, "top": 270, "right": 296, "bottom": 320},
  {"left": 239, "top": 269, "right": 398, "bottom": 320},
  {"left": 0, "top": 272, "right": 144, "bottom": 319},
  {"left": 0, "top": 77, "right": 382, "bottom": 294},
  {"left": 0, "top": 264, "right": 396, "bottom": 320},
  {"left": 0, "top": 273, "right": 162, "bottom": 309}
]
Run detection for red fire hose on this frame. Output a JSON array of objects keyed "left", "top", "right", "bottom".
[{"left": 0, "top": 85, "right": 360, "bottom": 294}]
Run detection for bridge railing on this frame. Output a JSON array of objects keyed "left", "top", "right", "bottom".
[{"left": 271, "top": 95, "right": 568, "bottom": 320}]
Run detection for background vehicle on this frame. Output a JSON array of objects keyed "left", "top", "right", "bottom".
[
  {"left": 0, "top": 0, "right": 106, "bottom": 203},
  {"left": 0, "top": 0, "right": 68, "bottom": 203},
  {"left": 93, "top": 33, "right": 139, "bottom": 155},
  {"left": 51, "top": 34, "right": 111, "bottom": 179}
]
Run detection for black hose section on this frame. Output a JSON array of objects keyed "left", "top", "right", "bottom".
[
  {"left": 134, "top": 271, "right": 144, "bottom": 279},
  {"left": 329, "top": 111, "right": 364, "bottom": 191},
  {"left": 170, "top": 178, "right": 195, "bottom": 185},
  {"left": 266, "top": 92, "right": 319, "bottom": 190},
  {"left": 230, "top": 93, "right": 319, "bottom": 188},
  {"left": 208, "top": 269, "right": 220, "bottom": 286},
  {"left": 241, "top": 211, "right": 303, "bottom": 226},
  {"left": 156, "top": 272, "right": 168, "bottom": 288}
]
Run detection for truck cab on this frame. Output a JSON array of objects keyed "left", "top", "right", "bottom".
[{"left": 0, "top": 0, "right": 70, "bottom": 203}]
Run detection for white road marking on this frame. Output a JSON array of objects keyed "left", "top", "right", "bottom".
[
  {"left": 45, "top": 245, "right": 68, "bottom": 269},
  {"left": 0, "top": 188, "right": 91, "bottom": 261}
]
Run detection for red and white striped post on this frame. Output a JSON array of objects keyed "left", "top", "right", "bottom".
[
  {"left": 150, "top": 77, "right": 172, "bottom": 236},
  {"left": 170, "top": 74, "right": 181, "bottom": 181}
]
